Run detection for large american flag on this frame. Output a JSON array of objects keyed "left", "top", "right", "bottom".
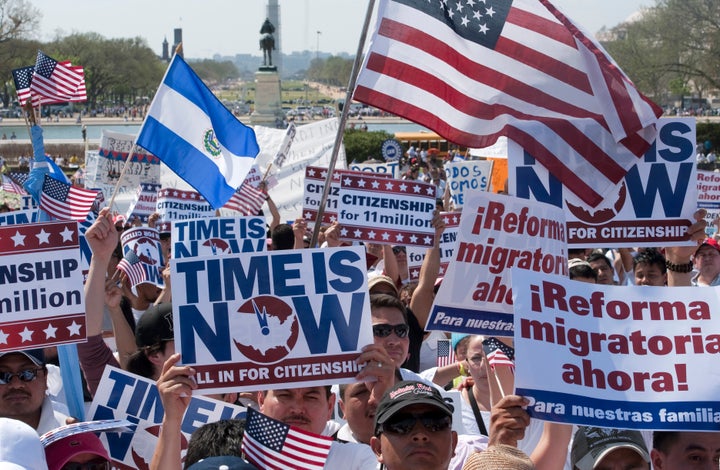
[
  {"left": 242, "top": 408, "right": 332, "bottom": 470},
  {"left": 436, "top": 338, "right": 456, "bottom": 368},
  {"left": 354, "top": 0, "right": 663, "bottom": 208},
  {"left": 482, "top": 337, "right": 515, "bottom": 371},
  {"left": 30, "top": 51, "right": 85, "bottom": 103},
  {"left": 223, "top": 180, "right": 266, "bottom": 216},
  {"left": 39, "top": 174, "right": 99, "bottom": 221}
]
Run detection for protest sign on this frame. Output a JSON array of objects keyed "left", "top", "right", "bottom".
[
  {"left": 510, "top": 117, "right": 698, "bottom": 247},
  {"left": 697, "top": 170, "right": 720, "bottom": 237},
  {"left": 20, "top": 194, "right": 38, "bottom": 210},
  {"left": 124, "top": 183, "right": 161, "bottom": 223},
  {"left": 513, "top": 269, "right": 720, "bottom": 431},
  {"left": 302, "top": 166, "right": 391, "bottom": 226},
  {"left": 427, "top": 192, "right": 566, "bottom": 336},
  {"left": 88, "top": 366, "right": 246, "bottom": 469},
  {"left": 0, "top": 220, "right": 86, "bottom": 350},
  {"left": 251, "top": 118, "right": 347, "bottom": 223},
  {"left": 406, "top": 211, "right": 461, "bottom": 281},
  {"left": 444, "top": 160, "right": 494, "bottom": 208},
  {"left": 337, "top": 174, "right": 437, "bottom": 247},
  {"left": 119, "top": 227, "right": 164, "bottom": 288},
  {"left": 348, "top": 161, "right": 401, "bottom": 179},
  {"left": 156, "top": 188, "right": 214, "bottom": 222},
  {"left": 171, "top": 246, "right": 372, "bottom": 394},
  {"left": 172, "top": 216, "right": 267, "bottom": 259},
  {"left": 84, "top": 130, "right": 160, "bottom": 214},
  {"left": 0, "top": 209, "right": 38, "bottom": 226}
]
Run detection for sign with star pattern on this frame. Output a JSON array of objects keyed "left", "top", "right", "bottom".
[
  {"left": 407, "top": 211, "right": 461, "bottom": 281},
  {"left": 156, "top": 188, "right": 215, "bottom": 223},
  {"left": 0, "top": 221, "right": 86, "bottom": 350},
  {"left": 337, "top": 173, "right": 437, "bottom": 247}
]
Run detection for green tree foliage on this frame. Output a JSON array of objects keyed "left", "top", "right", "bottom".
[
  {"left": 306, "top": 55, "right": 353, "bottom": 87},
  {"left": 189, "top": 59, "right": 240, "bottom": 84},
  {"left": 0, "top": 0, "right": 40, "bottom": 107},
  {"left": 343, "top": 128, "right": 394, "bottom": 164}
]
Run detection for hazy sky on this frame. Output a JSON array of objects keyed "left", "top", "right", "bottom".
[{"left": 32, "top": 0, "right": 652, "bottom": 59}]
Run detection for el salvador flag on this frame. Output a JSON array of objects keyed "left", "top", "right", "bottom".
[{"left": 137, "top": 55, "right": 259, "bottom": 209}]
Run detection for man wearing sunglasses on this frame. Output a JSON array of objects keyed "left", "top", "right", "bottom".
[
  {"left": 0, "top": 349, "right": 69, "bottom": 434},
  {"left": 370, "top": 380, "right": 458, "bottom": 470}
]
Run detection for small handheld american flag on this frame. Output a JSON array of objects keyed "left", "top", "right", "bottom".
[
  {"left": 482, "top": 337, "right": 515, "bottom": 372},
  {"left": 436, "top": 338, "right": 456, "bottom": 368}
]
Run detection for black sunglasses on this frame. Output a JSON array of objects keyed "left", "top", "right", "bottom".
[
  {"left": 381, "top": 412, "right": 451, "bottom": 435},
  {"left": 392, "top": 246, "right": 406, "bottom": 254},
  {"left": 62, "top": 458, "right": 111, "bottom": 470},
  {"left": 0, "top": 368, "right": 44, "bottom": 385},
  {"left": 372, "top": 323, "right": 409, "bottom": 338}
]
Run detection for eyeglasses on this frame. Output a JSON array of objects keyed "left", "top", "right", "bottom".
[
  {"left": 380, "top": 412, "right": 451, "bottom": 435},
  {"left": 392, "top": 246, "right": 406, "bottom": 254},
  {"left": 0, "top": 368, "right": 44, "bottom": 385},
  {"left": 62, "top": 458, "right": 111, "bottom": 470},
  {"left": 372, "top": 323, "right": 409, "bottom": 338},
  {"left": 467, "top": 355, "right": 484, "bottom": 367}
]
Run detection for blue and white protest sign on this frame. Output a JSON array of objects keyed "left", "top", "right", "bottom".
[
  {"left": 513, "top": 269, "right": 720, "bottom": 431},
  {"left": 172, "top": 216, "right": 267, "bottom": 259},
  {"left": 406, "top": 211, "right": 461, "bottom": 281},
  {"left": 171, "top": 246, "right": 373, "bottom": 394},
  {"left": 119, "top": 227, "right": 165, "bottom": 288},
  {"left": 88, "top": 366, "right": 246, "bottom": 469},
  {"left": 510, "top": 117, "right": 698, "bottom": 247},
  {"left": 337, "top": 174, "right": 436, "bottom": 247},
  {"left": 444, "top": 160, "right": 494, "bottom": 208},
  {"left": 0, "top": 221, "right": 86, "bottom": 350},
  {"left": 125, "top": 183, "right": 161, "bottom": 223},
  {"left": 349, "top": 161, "right": 401, "bottom": 178},
  {"left": 427, "top": 192, "right": 566, "bottom": 336},
  {"left": 156, "top": 188, "right": 215, "bottom": 223},
  {"left": 0, "top": 209, "right": 39, "bottom": 226}
]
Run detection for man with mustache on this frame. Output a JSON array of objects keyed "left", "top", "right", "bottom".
[{"left": 0, "top": 349, "right": 69, "bottom": 434}]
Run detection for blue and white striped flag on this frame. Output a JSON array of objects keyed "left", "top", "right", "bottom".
[{"left": 137, "top": 55, "right": 259, "bottom": 209}]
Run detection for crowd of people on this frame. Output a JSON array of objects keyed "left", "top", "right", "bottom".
[{"left": 0, "top": 139, "right": 718, "bottom": 469}]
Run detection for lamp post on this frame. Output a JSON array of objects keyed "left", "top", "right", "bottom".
[{"left": 316, "top": 30, "right": 322, "bottom": 60}]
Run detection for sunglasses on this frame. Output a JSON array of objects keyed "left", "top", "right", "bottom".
[
  {"left": 392, "top": 246, "right": 406, "bottom": 254},
  {"left": 372, "top": 323, "right": 409, "bottom": 338},
  {"left": 381, "top": 412, "right": 451, "bottom": 435},
  {"left": 0, "top": 368, "right": 44, "bottom": 385},
  {"left": 62, "top": 458, "right": 111, "bottom": 470}
]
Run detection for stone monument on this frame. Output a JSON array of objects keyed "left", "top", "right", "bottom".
[{"left": 251, "top": 18, "right": 284, "bottom": 127}]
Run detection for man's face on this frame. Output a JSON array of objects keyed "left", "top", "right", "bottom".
[
  {"left": 339, "top": 382, "right": 377, "bottom": 444},
  {"left": 694, "top": 246, "right": 720, "bottom": 279},
  {"left": 370, "top": 404, "right": 457, "bottom": 470},
  {"left": 0, "top": 354, "right": 47, "bottom": 427},
  {"left": 651, "top": 432, "right": 720, "bottom": 470},
  {"left": 258, "top": 387, "right": 334, "bottom": 434},
  {"left": 634, "top": 262, "right": 666, "bottom": 286},
  {"left": 589, "top": 259, "right": 614, "bottom": 285},
  {"left": 594, "top": 447, "right": 648, "bottom": 470},
  {"left": 371, "top": 306, "right": 410, "bottom": 366}
]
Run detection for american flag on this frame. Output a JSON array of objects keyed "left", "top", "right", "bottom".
[
  {"left": 242, "top": 408, "right": 332, "bottom": 470},
  {"left": 436, "top": 338, "right": 456, "bottom": 368},
  {"left": 30, "top": 51, "right": 85, "bottom": 103},
  {"left": 65, "top": 65, "right": 87, "bottom": 102},
  {"left": 39, "top": 174, "right": 99, "bottom": 221},
  {"left": 223, "top": 180, "right": 266, "bottom": 216},
  {"left": 116, "top": 250, "right": 147, "bottom": 287},
  {"left": 2, "top": 175, "right": 26, "bottom": 195},
  {"left": 11, "top": 66, "right": 35, "bottom": 106},
  {"left": 354, "top": 0, "right": 662, "bottom": 208},
  {"left": 482, "top": 337, "right": 515, "bottom": 371}
]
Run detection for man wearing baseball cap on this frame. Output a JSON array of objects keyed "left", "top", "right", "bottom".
[
  {"left": 0, "top": 349, "right": 69, "bottom": 434},
  {"left": 371, "top": 380, "right": 458, "bottom": 470},
  {"left": 571, "top": 426, "right": 650, "bottom": 470},
  {"left": 692, "top": 238, "right": 720, "bottom": 286}
]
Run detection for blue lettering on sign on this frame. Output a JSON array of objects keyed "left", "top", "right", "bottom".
[
  {"left": 93, "top": 405, "right": 137, "bottom": 460},
  {"left": 625, "top": 163, "right": 693, "bottom": 217},
  {"left": 292, "top": 292, "right": 366, "bottom": 353},
  {"left": 179, "top": 303, "right": 232, "bottom": 362},
  {"left": 515, "top": 151, "right": 563, "bottom": 208}
]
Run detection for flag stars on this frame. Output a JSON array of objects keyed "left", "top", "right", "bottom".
[
  {"left": 60, "top": 226, "right": 74, "bottom": 242},
  {"left": 385, "top": 182, "right": 395, "bottom": 191},
  {"left": 367, "top": 230, "right": 377, "bottom": 239},
  {"left": 461, "top": 15, "right": 470, "bottom": 27},
  {"left": 353, "top": 229, "right": 363, "bottom": 238},
  {"left": 424, "top": 235, "right": 433, "bottom": 245},
  {"left": 0, "top": 331, "right": 7, "bottom": 344},
  {"left": 412, "top": 185, "right": 422, "bottom": 193},
  {"left": 455, "top": 1, "right": 464, "bottom": 12},
  {"left": 473, "top": 9, "right": 482, "bottom": 20},
  {"left": 395, "top": 233, "right": 405, "bottom": 242},
  {"left": 356, "top": 179, "right": 367, "bottom": 188},
  {"left": 304, "top": 211, "right": 313, "bottom": 219},
  {"left": 307, "top": 168, "right": 316, "bottom": 177},
  {"left": 371, "top": 180, "right": 380, "bottom": 189},
  {"left": 485, "top": 6, "right": 495, "bottom": 17},
  {"left": 398, "top": 183, "right": 408, "bottom": 192},
  {"left": 466, "top": 0, "right": 476, "bottom": 6},
  {"left": 409, "top": 234, "right": 418, "bottom": 243},
  {"left": 340, "top": 227, "right": 349, "bottom": 237},
  {"left": 11, "top": 231, "right": 25, "bottom": 246},
  {"left": 479, "top": 23, "right": 489, "bottom": 34},
  {"left": 381, "top": 232, "right": 391, "bottom": 241},
  {"left": 320, "top": 170, "right": 328, "bottom": 179},
  {"left": 343, "top": 177, "right": 353, "bottom": 186}
]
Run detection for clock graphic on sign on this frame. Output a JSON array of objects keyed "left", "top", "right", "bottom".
[{"left": 232, "top": 295, "right": 299, "bottom": 363}]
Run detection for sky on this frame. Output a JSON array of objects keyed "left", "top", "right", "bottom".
[{"left": 31, "top": 0, "right": 652, "bottom": 59}]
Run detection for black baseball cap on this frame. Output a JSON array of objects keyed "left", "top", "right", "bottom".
[
  {"left": 374, "top": 381, "right": 454, "bottom": 434},
  {"left": 135, "top": 303, "right": 174, "bottom": 348}
]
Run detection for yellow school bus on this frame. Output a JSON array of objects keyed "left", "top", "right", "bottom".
[{"left": 393, "top": 131, "right": 465, "bottom": 159}]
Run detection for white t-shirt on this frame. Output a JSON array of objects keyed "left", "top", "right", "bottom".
[{"left": 326, "top": 441, "right": 378, "bottom": 469}]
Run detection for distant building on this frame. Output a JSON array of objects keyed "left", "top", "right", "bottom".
[
  {"left": 162, "top": 37, "right": 169, "bottom": 61},
  {"left": 172, "top": 28, "right": 183, "bottom": 58}
]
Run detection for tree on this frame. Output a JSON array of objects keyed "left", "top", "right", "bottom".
[
  {"left": 0, "top": 0, "right": 41, "bottom": 107},
  {"left": 343, "top": 128, "right": 394, "bottom": 164},
  {"left": 189, "top": 59, "right": 240, "bottom": 84}
]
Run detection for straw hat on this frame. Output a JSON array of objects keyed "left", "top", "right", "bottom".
[{"left": 461, "top": 445, "right": 535, "bottom": 470}]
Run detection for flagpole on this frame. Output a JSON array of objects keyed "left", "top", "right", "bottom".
[
  {"left": 107, "top": 45, "right": 182, "bottom": 210},
  {"left": 309, "top": 0, "right": 376, "bottom": 247}
]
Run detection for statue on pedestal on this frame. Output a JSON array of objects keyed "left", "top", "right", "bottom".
[{"left": 259, "top": 18, "right": 276, "bottom": 68}]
